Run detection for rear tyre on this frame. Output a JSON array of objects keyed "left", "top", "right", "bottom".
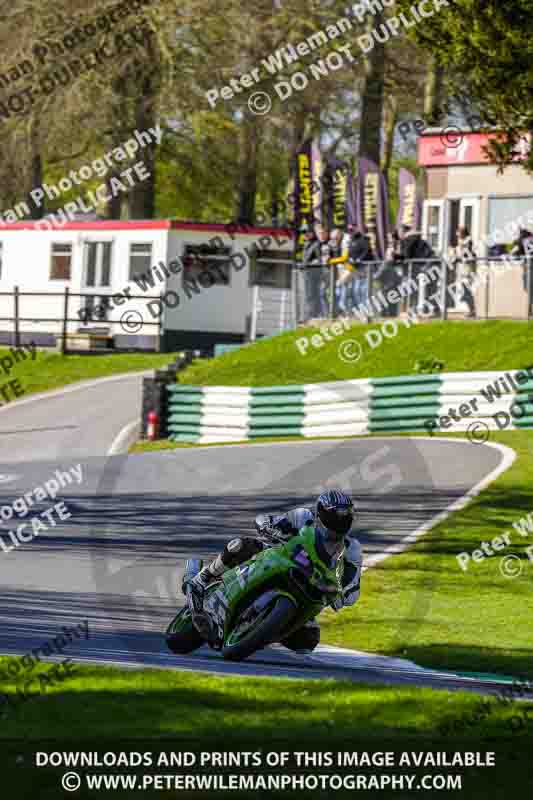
[
  {"left": 222, "top": 595, "right": 297, "bottom": 662},
  {"left": 165, "top": 607, "right": 204, "bottom": 655}
]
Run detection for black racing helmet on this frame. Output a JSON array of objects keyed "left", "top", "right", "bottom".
[{"left": 316, "top": 489, "right": 354, "bottom": 537}]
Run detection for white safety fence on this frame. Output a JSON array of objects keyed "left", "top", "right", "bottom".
[{"left": 249, "top": 285, "right": 296, "bottom": 341}]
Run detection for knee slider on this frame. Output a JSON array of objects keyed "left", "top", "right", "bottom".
[
  {"left": 222, "top": 538, "right": 244, "bottom": 567},
  {"left": 222, "top": 537, "right": 261, "bottom": 567}
]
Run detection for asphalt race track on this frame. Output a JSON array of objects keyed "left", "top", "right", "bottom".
[{"left": 0, "top": 374, "right": 526, "bottom": 697}]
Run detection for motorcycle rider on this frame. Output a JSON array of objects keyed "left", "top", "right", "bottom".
[{"left": 183, "top": 489, "right": 363, "bottom": 653}]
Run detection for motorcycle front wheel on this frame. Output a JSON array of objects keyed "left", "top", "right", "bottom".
[
  {"left": 222, "top": 595, "right": 297, "bottom": 662},
  {"left": 166, "top": 606, "right": 204, "bottom": 655}
]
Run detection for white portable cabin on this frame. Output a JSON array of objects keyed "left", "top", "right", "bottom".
[{"left": 0, "top": 219, "right": 295, "bottom": 351}]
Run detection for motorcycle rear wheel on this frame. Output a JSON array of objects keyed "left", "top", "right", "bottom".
[{"left": 222, "top": 595, "right": 297, "bottom": 662}]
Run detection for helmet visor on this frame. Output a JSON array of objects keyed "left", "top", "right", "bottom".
[{"left": 322, "top": 502, "right": 352, "bottom": 515}]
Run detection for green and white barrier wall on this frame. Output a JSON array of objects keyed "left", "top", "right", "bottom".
[{"left": 166, "top": 370, "right": 533, "bottom": 443}]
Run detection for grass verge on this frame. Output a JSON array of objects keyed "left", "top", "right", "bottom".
[
  {"left": 175, "top": 320, "right": 533, "bottom": 386},
  {"left": 0, "top": 350, "right": 178, "bottom": 397},
  {"left": 131, "top": 435, "right": 322, "bottom": 452},
  {"left": 0, "top": 660, "right": 531, "bottom": 798}
]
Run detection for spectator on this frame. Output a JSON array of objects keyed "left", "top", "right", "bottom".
[
  {"left": 385, "top": 230, "right": 399, "bottom": 260},
  {"left": 511, "top": 228, "right": 533, "bottom": 293},
  {"left": 301, "top": 227, "right": 322, "bottom": 320},
  {"left": 512, "top": 228, "right": 531, "bottom": 257},
  {"left": 341, "top": 223, "right": 356, "bottom": 313},
  {"left": 317, "top": 226, "right": 331, "bottom": 317},
  {"left": 343, "top": 223, "right": 355, "bottom": 246},
  {"left": 398, "top": 225, "right": 440, "bottom": 314},
  {"left": 453, "top": 225, "right": 477, "bottom": 318},
  {"left": 342, "top": 223, "right": 356, "bottom": 263},
  {"left": 376, "top": 230, "right": 403, "bottom": 317},
  {"left": 329, "top": 227, "right": 343, "bottom": 254},
  {"left": 487, "top": 242, "right": 506, "bottom": 258},
  {"left": 456, "top": 225, "right": 476, "bottom": 259},
  {"left": 329, "top": 228, "right": 352, "bottom": 316},
  {"left": 348, "top": 228, "right": 372, "bottom": 317},
  {"left": 399, "top": 225, "right": 433, "bottom": 263}
]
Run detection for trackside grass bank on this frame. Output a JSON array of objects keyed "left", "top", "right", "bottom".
[
  {"left": 319, "top": 430, "right": 533, "bottom": 680},
  {"left": 0, "top": 350, "right": 180, "bottom": 397},
  {"left": 175, "top": 321, "right": 533, "bottom": 387},
  {"left": 0, "top": 661, "right": 531, "bottom": 798}
]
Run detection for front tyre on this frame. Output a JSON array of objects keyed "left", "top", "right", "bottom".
[
  {"left": 166, "top": 607, "right": 204, "bottom": 655},
  {"left": 222, "top": 595, "right": 297, "bottom": 662},
  {"left": 281, "top": 619, "right": 320, "bottom": 653}
]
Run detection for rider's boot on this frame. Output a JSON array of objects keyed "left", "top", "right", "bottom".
[
  {"left": 183, "top": 555, "right": 226, "bottom": 597},
  {"left": 182, "top": 556, "right": 226, "bottom": 636},
  {"left": 185, "top": 565, "right": 213, "bottom": 592}
]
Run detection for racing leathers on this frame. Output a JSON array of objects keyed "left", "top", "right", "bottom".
[{"left": 184, "top": 507, "right": 363, "bottom": 652}]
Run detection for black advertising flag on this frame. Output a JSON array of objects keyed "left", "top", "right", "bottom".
[
  {"left": 323, "top": 159, "right": 352, "bottom": 231},
  {"left": 397, "top": 167, "right": 422, "bottom": 231},
  {"left": 355, "top": 157, "right": 390, "bottom": 259},
  {"left": 293, "top": 138, "right": 323, "bottom": 262}
]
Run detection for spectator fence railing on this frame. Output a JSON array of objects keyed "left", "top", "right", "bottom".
[{"left": 292, "top": 256, "right": 533, "bottom": 323}]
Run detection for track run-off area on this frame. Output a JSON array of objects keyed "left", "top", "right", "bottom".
[{"left": 0, "top": 372, "right": 528, "bottom": 698}]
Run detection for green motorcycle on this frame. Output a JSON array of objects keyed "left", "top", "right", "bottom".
[{"left": 165, "top": 526, "right": 343, "bottom": 662}]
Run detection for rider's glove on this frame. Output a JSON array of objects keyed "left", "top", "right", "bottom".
[
  {"left": 340, "top": 537, "right": 362, "bottom": 607},
  {"left": 341, "top": 586, "right": 360, "bottom": 607},
  {"left": 254, "top": 514, "right": 274, "bottom": 533},
  {"left": 330, "top": 595, "right": 344, "bottom": 612},
  {"left": 330, "top": 584, "right": 359, "bottom": 611}
]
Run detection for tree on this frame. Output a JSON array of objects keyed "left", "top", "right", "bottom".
[
  {"left": 358, "top": 10, "right": 386, "bottom": 165},
  {"left": 395, "top": 0, "right": 533, "bottom": 172},
  {"left": 382, "top": 30, "right": 428, "bottom": 183},
  {"left": 424, "top": 57, "right": 445, "bottom": 124},
  {"left": 0, "top": 0, "right": 171, "bottom": 220}
]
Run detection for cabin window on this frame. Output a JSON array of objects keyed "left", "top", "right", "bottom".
[
  {"left": 182, "top": 243, "right": 231, "bottom": 287},
  {"left": 129, "top": 243, "right": 153, "bottom": 280},
  {"left": 488, "top": 196, "right": 533, "bottom": 246},
  {"left": 250, "top": 248, "right": 292, "bottom": 289},
  {"left": 50, "top": 243, "right": 72, "bottom": 280},
  {"left": 83, "top": 241, "right": 113, "bottom": 287}
]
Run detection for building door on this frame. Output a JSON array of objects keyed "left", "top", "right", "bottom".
[
  {"left": 423, "top": 200, "right": 445, "bottom": 254},
  {"left": 424, "top": 197, "right": 480, "bottom": 256},
  {"left": 80, "top": 242, "right": 114, "bottom": 325},
  {"left": 446, "top": 198, "right": 480, "bottom": 250},
  {"left": 459, "top": 198, "right": 480, "bottom": 244},
  {"left": 447, "top": 199, "right": 461, "bottom": 249},
  {"left": 83, "top": 241, "right": 113, "bottom": 288},
  {"left": 447, "top": 198, "right": 480, "bottom": 312}
]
